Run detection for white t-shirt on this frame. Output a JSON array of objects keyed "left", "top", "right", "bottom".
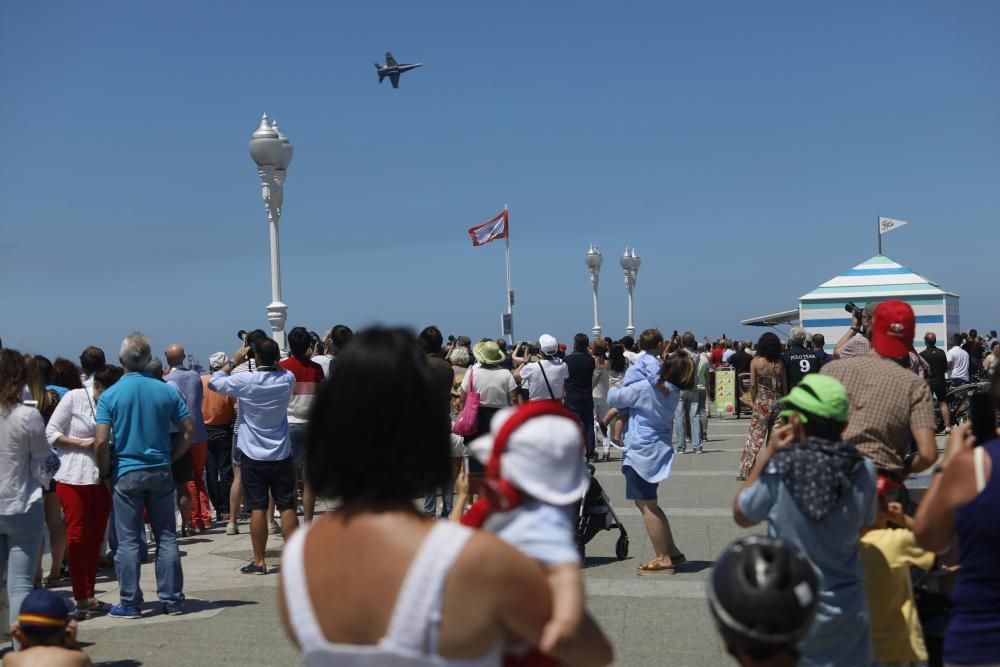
[
  {"left": 623, "top": 350, "right": 638, "bottom": 365},
  {"left": 722, "top": 349, "right": 735, "bottom": 364},
  {"left": 460, "top": 363, "right": 516, "bottom": 408},
  {"left": 520, "top": 359, "right": 569, "bottom": 401},
  {"left": 947, "top": 346, "right": 971, "bottom": 381},
  {"left": 310, "top": 355, "right": 333, "bottom": 379}
]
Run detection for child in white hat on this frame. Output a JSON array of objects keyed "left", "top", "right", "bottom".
[{"left": 451, "top": 401, "right": 591, "bottom": 659}]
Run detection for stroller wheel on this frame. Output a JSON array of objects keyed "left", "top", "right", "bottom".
[{"left": 615, "top": 534, "right": 629, "bottom": 561}]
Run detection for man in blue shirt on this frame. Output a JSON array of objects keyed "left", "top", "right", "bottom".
[
  {"left": 209, "top": 336, "right": 296, "bottom": 575},
  {"left": 95, "top": 333, "right": 194, "bottom": 619}
]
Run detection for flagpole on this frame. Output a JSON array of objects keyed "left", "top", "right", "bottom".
[
  {"left": 877, "top": 216, "right": 882, "bottom": 256},
  {"left": 504, "top": 204, "right": 514, "bottom": 342}
]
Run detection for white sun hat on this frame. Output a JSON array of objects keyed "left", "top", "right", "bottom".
[{"left": 468, "top": 407, "right": 589, "bottom": 506}]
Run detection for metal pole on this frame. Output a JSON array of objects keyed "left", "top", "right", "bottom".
[
  {"left": 591, "top": 276, "right": 601, "bottom": 339},
  {"left": 625, "top": 289, "right": 633, "bottom": 337},
  {"left": 877, "top": 216, "right": 882, "bottom": 256},
  {"left": 504, "top": 204, "right": 514, "bottom": 342}
]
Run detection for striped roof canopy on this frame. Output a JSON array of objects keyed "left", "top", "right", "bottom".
[{"left": 800, "top": 255, "right": 958, "bottom": 301}]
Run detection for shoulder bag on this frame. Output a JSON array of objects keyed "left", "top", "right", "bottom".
[{"left": 452, "top": 367, "right": 481, "bottom": 436}]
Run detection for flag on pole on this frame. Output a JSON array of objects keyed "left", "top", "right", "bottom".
[
  {"left": 468, "top": 210, "right": 509, "bottom": 247},
  {"left": 878, "top": 216, "right": 909, "bottom": 235}
]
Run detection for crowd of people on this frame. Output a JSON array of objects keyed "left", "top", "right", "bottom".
[{"left": 1, "top": 303, "right": 999, "bottom": 666}]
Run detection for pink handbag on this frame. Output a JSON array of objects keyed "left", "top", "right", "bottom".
[{"left": 452, "top": 367, "right": 480, "bottom": 436}]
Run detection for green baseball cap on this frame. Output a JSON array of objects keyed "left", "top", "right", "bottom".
[{"left": 778, "top": 374, "right": 849, "bottom": 423}]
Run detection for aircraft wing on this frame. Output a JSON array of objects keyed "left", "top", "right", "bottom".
[
  {"left": 385, "top": 52, "right": 398, "bottom": 67},
  {"left": 390, "top": 72, "right": 400, "bottom": 88}
]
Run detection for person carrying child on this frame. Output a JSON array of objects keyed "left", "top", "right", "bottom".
[{"left": 452, "top": 400, "right": 610, "bottom": 666}]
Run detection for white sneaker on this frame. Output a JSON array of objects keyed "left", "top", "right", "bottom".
[
  {"left": 268, "top": 521, "right": 281, "bottom": 536},
  {"left": 225, "top": 523, "right": 239, "bottom": 536}
]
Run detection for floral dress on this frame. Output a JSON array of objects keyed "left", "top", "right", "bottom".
[{"left": 737, "top": 363, "right": 784, "bottom": 480}]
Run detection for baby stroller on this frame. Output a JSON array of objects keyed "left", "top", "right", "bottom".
[{"left": 576, "top": 465, "right": 629, "bottom": 561}]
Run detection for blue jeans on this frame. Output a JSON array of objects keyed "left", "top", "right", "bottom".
[
  {"left": 113, "top": 467, "right": 184, "bottom": 610},
  {"left": 1, "top": 501, "right": 43, "bottom": 648},
  {"left": 674, "top": 389, "right": 702, "bottom": 449},
  {"left": 423, "top": 488, "right": 453, "bottom": 518}
]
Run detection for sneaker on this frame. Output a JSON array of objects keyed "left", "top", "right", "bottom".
[
  {"left": 162, "top": 605, "right": 184, "bottom": 616},
  {"left": 675, "top": 446, "right": 687, "bottom": 454},
  {"left": 694, "top": 447, "right": 704, "bottom": 454},
  {"left": 268, "top": 521, "right": 281, "bottom": 536},
  {"left": 225, "top": 523, "right": 239, "bottom": 536},
  {"left": 240, "top": 561, "right": 268, "bottom": 575},
  {"left": 109, "top": 605, "right": 142, "bottom": 619}
]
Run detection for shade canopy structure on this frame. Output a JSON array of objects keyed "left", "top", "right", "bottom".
[
  {"left": 799, "top": 255, "right": 959, "bottom": 352},
  {"left": 740, "top": 309, "right": 800, "bottom": 328}
]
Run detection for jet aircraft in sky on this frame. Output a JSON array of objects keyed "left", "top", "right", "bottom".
[{"left": 375, "top": 52, "right": 423, "bottom": 89}]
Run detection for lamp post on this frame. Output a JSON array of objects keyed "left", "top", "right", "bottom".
[
  {"left": 620, "top": 248, "right": 641, "bottom": 337},
  {"left": 248, "top": 113, "right": 294, "bottom": 354},
  {"left": 585, "top": 245, "right": 603, "bottom": 339}
]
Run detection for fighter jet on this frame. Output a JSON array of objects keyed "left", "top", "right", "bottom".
[{"left": 375, "top": 52, "right": 422, "bottom": 89}]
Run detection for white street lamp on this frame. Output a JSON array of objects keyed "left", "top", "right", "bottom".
[
  {"left": 620, "top": 248, "right": 641, "bottom": 337},
  {"left": 248, "top": 113, "right": 294, "bottom": 354},
  {"left": 585, "top": 245, "right": 603, "bottom": 339}
]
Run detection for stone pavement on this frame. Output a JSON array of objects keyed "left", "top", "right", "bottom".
[{"left": 7, "top": 416, "right": 941, "bottom": 666}]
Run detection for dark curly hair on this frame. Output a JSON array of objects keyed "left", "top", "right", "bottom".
[
  {"left": 756, "top": 332, "right": 783, "bottom": 363},
  {"left": 306, "top": 327, "right": 450, "bottom": 508},
  {"left": 0, "top": 349, "right": 27, "bottom": 406},
  {"left": 50, "top": 358, "right": 83, "bottom": 390}
]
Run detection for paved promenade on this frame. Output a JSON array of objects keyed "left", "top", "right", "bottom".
[{"left": 10, "top": 416, "right": 936, "bottom": 666}]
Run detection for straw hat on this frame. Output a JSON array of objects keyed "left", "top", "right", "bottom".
[{"left": 473, "top": 340, "right": 506, "bottom": 366}]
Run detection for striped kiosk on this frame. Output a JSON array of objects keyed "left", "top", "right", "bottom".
[{"left": 799, "top": 255, "right": 960, "bottom": 354}]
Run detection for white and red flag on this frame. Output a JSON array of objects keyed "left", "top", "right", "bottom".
[{"left": 468, "top": 210, "right": 509, "bottom": 247}]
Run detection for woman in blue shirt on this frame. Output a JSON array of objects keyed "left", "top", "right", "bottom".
[{"left": 608, "top": 352, "right": 695, "bottom": 575}]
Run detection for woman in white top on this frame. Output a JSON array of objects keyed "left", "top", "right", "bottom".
[
  {"left": 0, "top": 350, "right": 59, "bottom": 643},
  {"left": 279, "top": 328, "right": 612, "bottom": 667},
  {"left": 45, "top": 364, "right": 124, "bottom": 619}
]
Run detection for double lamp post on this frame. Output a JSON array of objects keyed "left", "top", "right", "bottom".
[{"left": 584, "top": 246, "right": 641, "bottom": 339}]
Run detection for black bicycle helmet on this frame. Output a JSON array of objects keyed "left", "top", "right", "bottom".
[{"left": 708, "top": 536, "right": 819, "bottom": 647}]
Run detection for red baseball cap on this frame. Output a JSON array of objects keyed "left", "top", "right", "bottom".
[{"left": 872, "top": 300, "right": 915, "bottom": 359}]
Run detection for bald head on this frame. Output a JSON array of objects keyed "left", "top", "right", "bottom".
[{"left": 165, "top": 344, "right": 186, "bottom": 367}]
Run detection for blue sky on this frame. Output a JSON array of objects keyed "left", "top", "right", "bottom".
[{"left": 2, "top": 1, "right": 997, "bottom": 365}]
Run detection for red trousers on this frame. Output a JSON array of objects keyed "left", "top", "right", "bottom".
[
  {"left": 54, "top": 481, "right": 112, "bottom": 602},
  {"left": 187, "top": 441, "right": 213, "bottom": 529}
]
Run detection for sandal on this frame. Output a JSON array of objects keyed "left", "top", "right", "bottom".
[
  {"left": 636, "top": 561, "right": 676, "bottom": 576},
  {"left": 669, "top": 552, "right": 687, "bottom": 566},
  {"left": 43, "top": 575, "right": 62, "bottom": 589},
  {"left": 88, "top": 600, "right": 112, "bottom": 615}
]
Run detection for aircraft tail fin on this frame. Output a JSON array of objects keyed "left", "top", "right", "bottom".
[{"left": 375, "top": 63, "right": 385, "bottom": 83}]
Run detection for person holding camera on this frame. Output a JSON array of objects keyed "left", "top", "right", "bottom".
[
  {"left": 822, "top": 300, "right": 938, "bottom": 482},
  {"left": 833, "top": 302, "right": 876, "bottom": 359},
  {"left": 210, "top": 337, "right": 297, "bottom": 575},
  {"left": 514, "top": 335, "right": 568, "bottom": 402},
  {"left": 280, "top": 327, "right": 327, "bottom": 524}
]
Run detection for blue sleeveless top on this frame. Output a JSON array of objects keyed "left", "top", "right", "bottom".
[{"left": 945, "top": 438, "right": 1000, "bottom": 664}]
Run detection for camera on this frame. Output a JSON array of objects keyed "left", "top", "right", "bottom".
[
  {"left": 844, "top": 302, "right": 860, "bottom": 315},
  {"left": 237, "top": 329, "right": 248, "bottom": 342},
  {"left": 447, "top": 335, "right": 456, "bottom": 343}
]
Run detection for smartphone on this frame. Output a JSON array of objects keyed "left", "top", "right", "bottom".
[{"left": 969, "top": 393, "right": 997, "bottom": 446}]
